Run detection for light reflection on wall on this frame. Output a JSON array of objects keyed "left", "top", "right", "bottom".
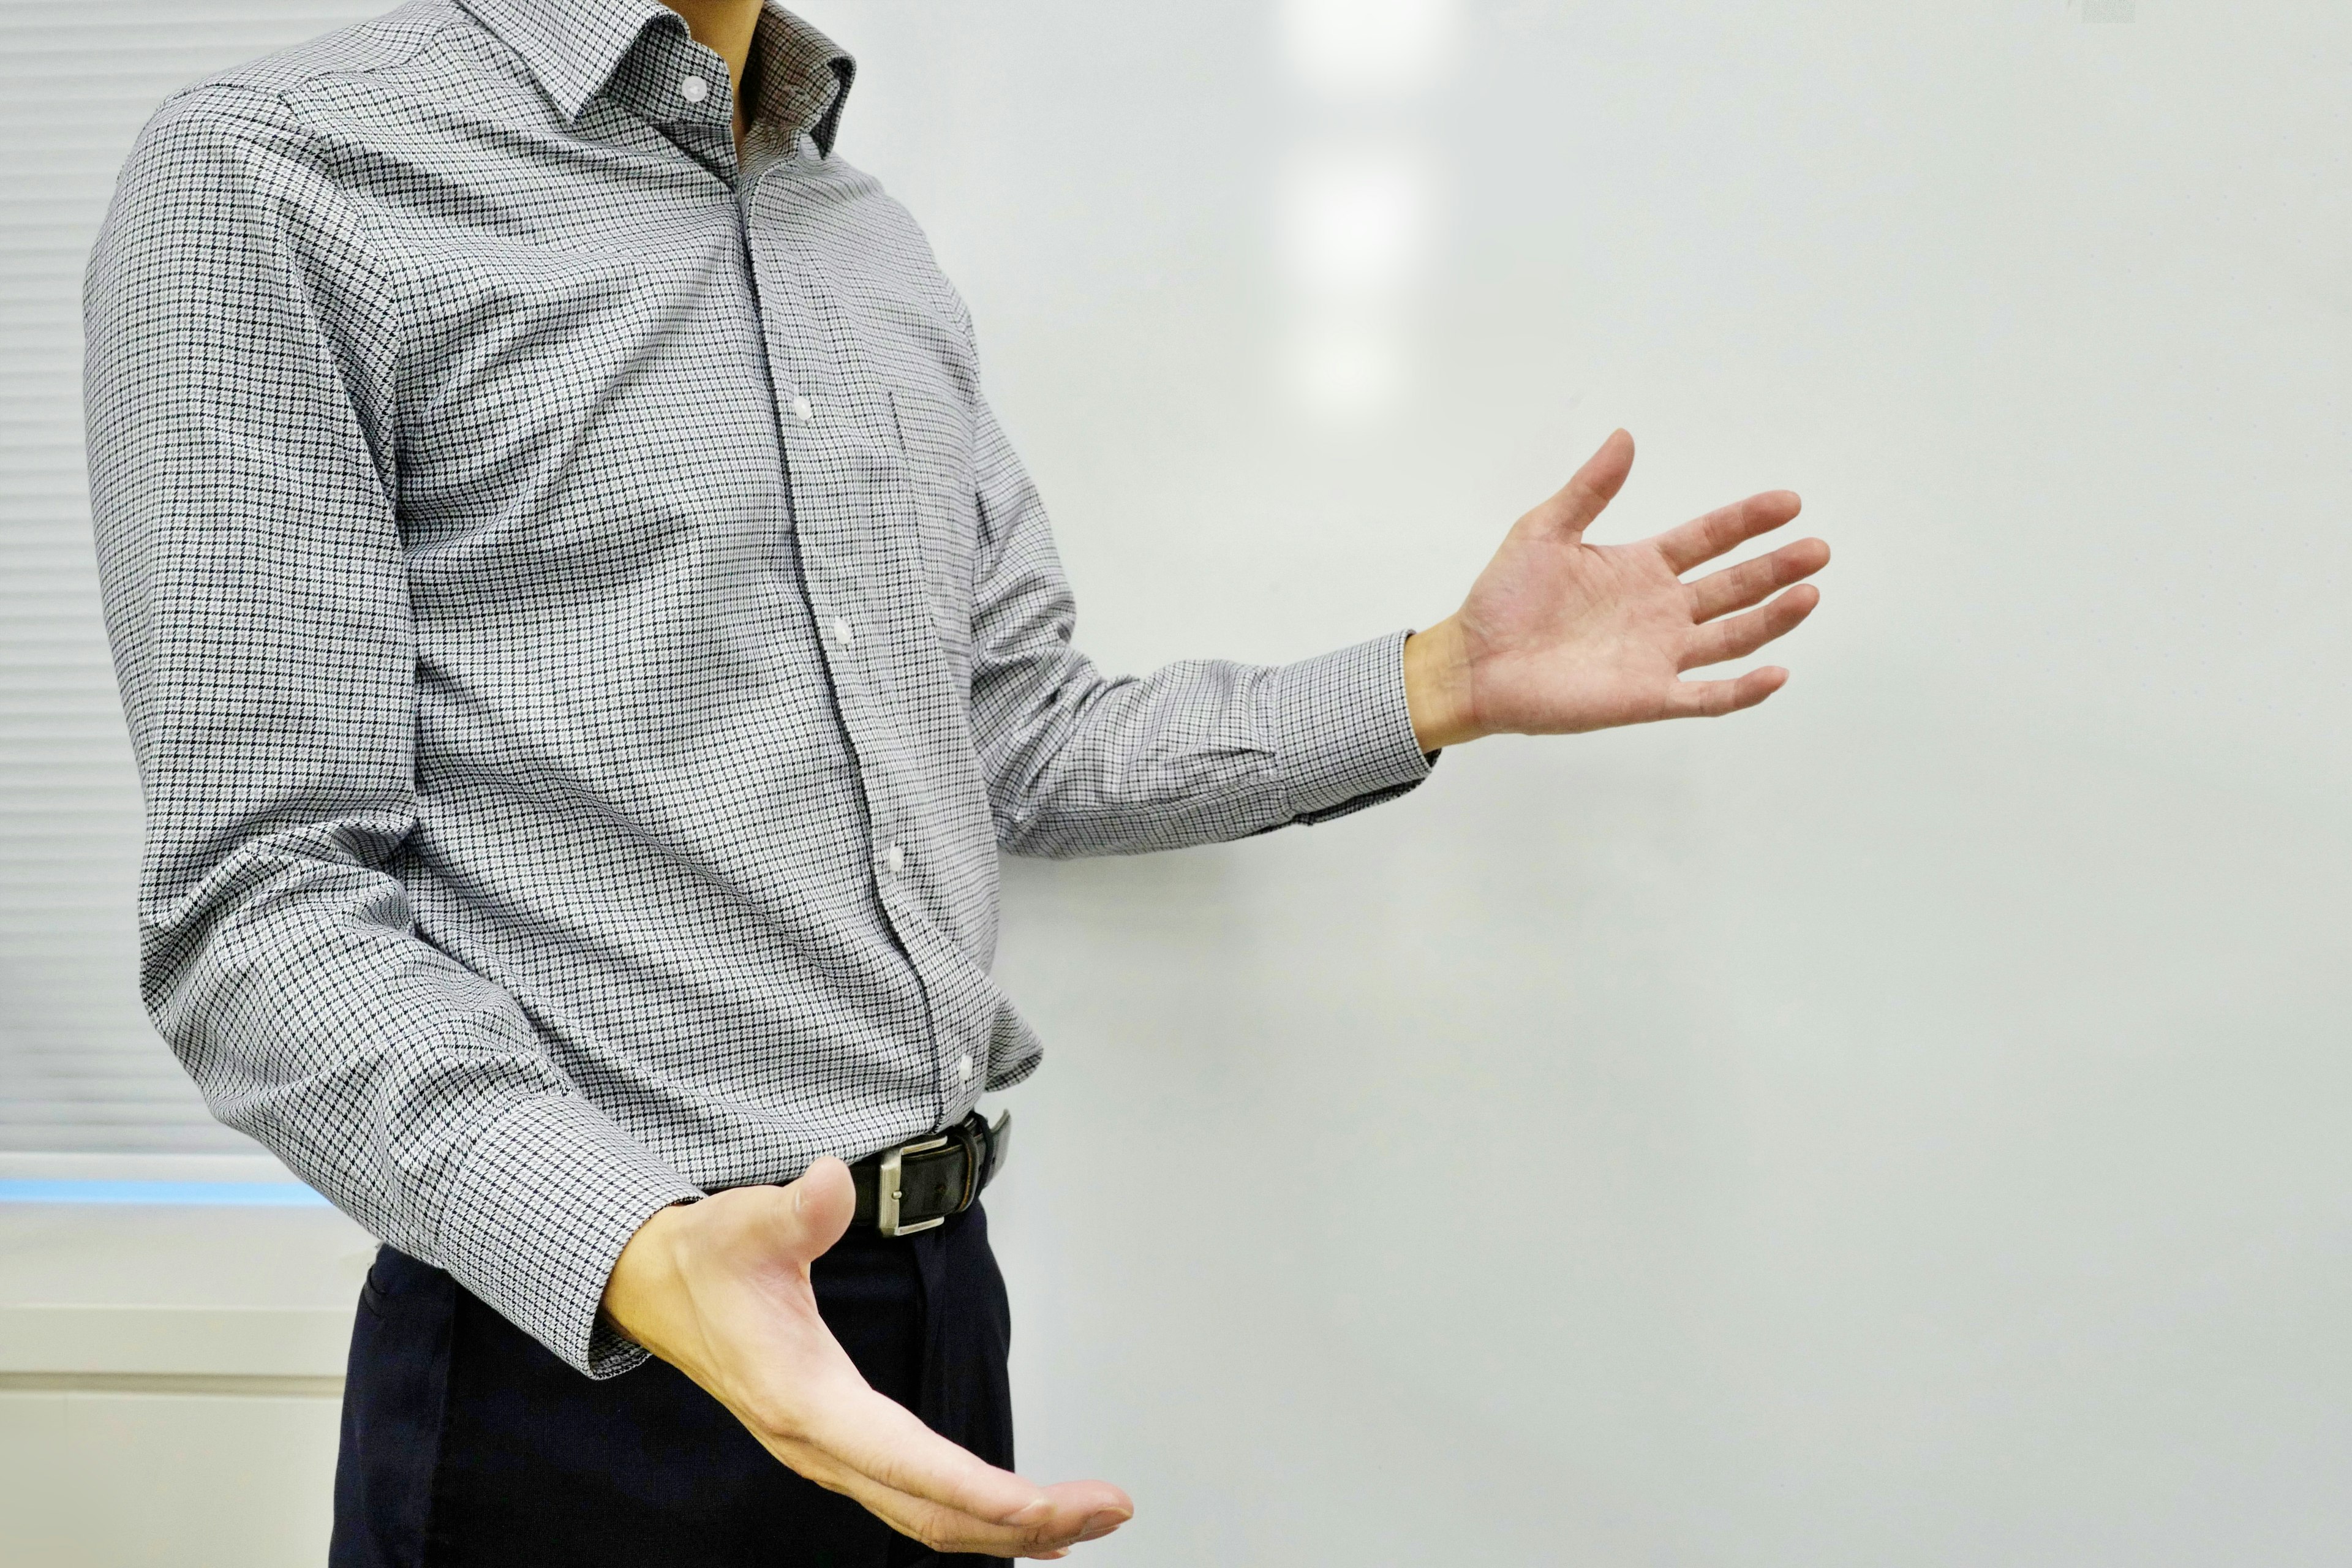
[{"left": 1274, "top": 0, "right": 1459, "bottom": 423}]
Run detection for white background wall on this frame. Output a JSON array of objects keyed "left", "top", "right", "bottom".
[
  {"left": 832, "top": 3, "right": 2352, "bottom": 1564},
  {"left": 4, "top": 2, "right": 2348, "bottom": 1565}
]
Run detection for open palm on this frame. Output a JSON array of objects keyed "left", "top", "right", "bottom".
[
  {"left": 602, "top": 1161, "right": 1130, "bottom": 1559},
  {"left": 1407, "top": 429, "right": 1829, "bottom": 748}
]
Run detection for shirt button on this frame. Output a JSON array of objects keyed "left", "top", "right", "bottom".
[
  {"left": 790, "top": 395, "right": 813, "bottom": 423},
  {"left": 885, "top": 843, "right": 906, "bottom": 874},
  {"left": 829, "top": 616, "right": 853, "bottom": 646},
  {"left": 679, "top": 75, "right": 709, "bottom": 105},
  {"left": 957, "top": 1054, "right": 974, "bottom": 1084}
]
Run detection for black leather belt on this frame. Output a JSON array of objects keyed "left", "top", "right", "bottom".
[{"left": 849, "top": 1110, "right": 1011, "bottom": 1237}]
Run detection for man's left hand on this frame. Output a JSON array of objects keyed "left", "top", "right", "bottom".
[{"left": 1404, "top": 429, "right": 1830, "bottom": 750}]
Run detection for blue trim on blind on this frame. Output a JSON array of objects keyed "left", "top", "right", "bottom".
[{"left": 0, "top": 1178, "right": 333, "bottom": 1208}]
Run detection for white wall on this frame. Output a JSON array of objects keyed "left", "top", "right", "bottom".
[
  {"left": 4, "top": 2, "right": 2348, "bottom": 1565},
  {"left": 0, "top": 1172, "right": 367, "bottom": 1567},
  {"left": 813, "top": 3, "right": 2351, "bottom": 1564}
]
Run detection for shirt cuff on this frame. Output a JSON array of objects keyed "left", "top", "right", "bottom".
[
  {"left": 1267, "top": 630, "right": 1436, "bottom": 826},
  {"left": 437, "top": 1093, "right": 705, "bottom": 1379}
]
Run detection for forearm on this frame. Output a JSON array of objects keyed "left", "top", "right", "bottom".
[
  {"left": 152, "top": 844, "right": 702, "bottom": 1375},
  {"left": 976, "top": 633, "right": 1433, "bottom": 858}
]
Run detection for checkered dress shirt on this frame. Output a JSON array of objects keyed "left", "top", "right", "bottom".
[{"left": 83, "top": 0, "right": 1431, "bottom": 1376}]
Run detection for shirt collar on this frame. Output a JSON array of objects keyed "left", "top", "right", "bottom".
[
  {"left": 458, "top": 0, "right": 856, "bottom": 154},
  {"left": 745, "top": 5, "right": 857, "bottom": 154}
]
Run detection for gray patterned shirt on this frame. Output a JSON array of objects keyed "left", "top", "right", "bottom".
[{"left": 83, "top": 0, "right": 1430, "bottom": 1376}]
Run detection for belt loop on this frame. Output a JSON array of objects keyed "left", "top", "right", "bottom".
[{"left": 952, "top": 1112, "right": 984, "bottom": 1212}]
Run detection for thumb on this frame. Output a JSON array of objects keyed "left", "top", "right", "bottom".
[
  {"left": 1534, "top": 427, "right": 1635, "bottom": 541},
  {"left": 774, "top": 1155, "right": 856, "bottom": 1264}
]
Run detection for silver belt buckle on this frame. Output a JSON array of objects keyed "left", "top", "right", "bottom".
[{"left": 875, "top": 1135, "right": 950, "bottom": 1238}]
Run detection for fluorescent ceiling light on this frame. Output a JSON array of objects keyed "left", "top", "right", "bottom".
[{"left": 1278, "top": 0, "right": 1460, "bottom": 97}]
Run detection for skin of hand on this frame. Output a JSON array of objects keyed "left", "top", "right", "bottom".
[
  {"left": 601, "top": 1160, "right": 1133, "bottom": 1559},
  {"left": 1403, "top": 429, "right": 1830, "bottom": 751}
]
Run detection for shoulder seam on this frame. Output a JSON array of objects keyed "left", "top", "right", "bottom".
[
  {"left": 149, "top": 77, "right": 303, "bottom": 127},
  {"left": 149, "top": 2, "right": 454, "bottom": 123},
  {"left": 132, "top": 75, "right": 412, "bottom": 517}
]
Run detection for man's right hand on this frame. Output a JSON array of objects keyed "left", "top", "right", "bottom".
[{"left": 601, "top": 1158, "right": 1132, "bottom": 1559}]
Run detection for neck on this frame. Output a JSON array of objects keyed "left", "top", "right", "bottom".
[{"left": 661, "top": 0, "right": 763, "bottom": 147}]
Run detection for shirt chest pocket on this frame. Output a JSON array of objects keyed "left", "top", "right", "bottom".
[{"left": 888, "top": 383, "right": 980, "bottom": 682}]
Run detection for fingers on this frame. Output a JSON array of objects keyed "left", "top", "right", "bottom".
[
  {"left": 1665, "top": 664, "right": 1789, "bottom": 718},
  {"left": 799, "top": 1374, "right": 1049, "bottom": 1523},
  {"left": 803, "top": 1458, "right": 1128, "bottom": 1559},
  {"left": 1529, "top": 428, "right": 1635, "bottom": 541},
  {"left": 794, "top": 1371, "right": 1134, "bottom": 1548},
  {"left": 1686, "top": 537, "right": 1829, "bottom": 622},
  {"left": 764, "top": 1378, "right": 1131, "bottom": 1556},
  {"left": 1679, "top": 583, "right": 1819, "bottom": 672},
  {"left": 1653, "top": 488, "right": 1803, "bottom": 575}
]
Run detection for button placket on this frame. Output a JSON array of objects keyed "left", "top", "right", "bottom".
[{"left": 740, "top": 167, "right": 953, "bottom": 1073}]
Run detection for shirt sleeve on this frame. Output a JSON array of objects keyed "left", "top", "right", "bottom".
[
  {"left": 83, "top": 85, "right": 700, "bottom": 1378},
  {"left": 960, "top": 373, "right": 1434, "bottom": 860}
]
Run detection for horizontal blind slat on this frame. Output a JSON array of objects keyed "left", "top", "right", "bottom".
[{"left": 0, "top": 2, "right": 374, "bottom": 1156}]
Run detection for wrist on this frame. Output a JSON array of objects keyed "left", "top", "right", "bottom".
[
  {"left": 1403, "top": 617, "right": 1482, "bottom": 752},
  {"left": 601, "top": 1199, "right": 694, "bottom": 1351}
]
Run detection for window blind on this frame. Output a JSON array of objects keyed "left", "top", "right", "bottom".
[{"left": 0, "top": 2, "right": 372, "bottom": 1153}]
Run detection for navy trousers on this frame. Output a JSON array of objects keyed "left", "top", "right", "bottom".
[{"left": 330, "top": 1204, "right": 1015, "bottom": 1567}]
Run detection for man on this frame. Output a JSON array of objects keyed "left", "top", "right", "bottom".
[{"left": 82, "top": 0, "right": 1827, "bottom": 1562}]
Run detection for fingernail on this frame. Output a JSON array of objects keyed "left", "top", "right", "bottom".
[{"left": 1077, "top": 1511, "right": 1126, "bottom": 1541}]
